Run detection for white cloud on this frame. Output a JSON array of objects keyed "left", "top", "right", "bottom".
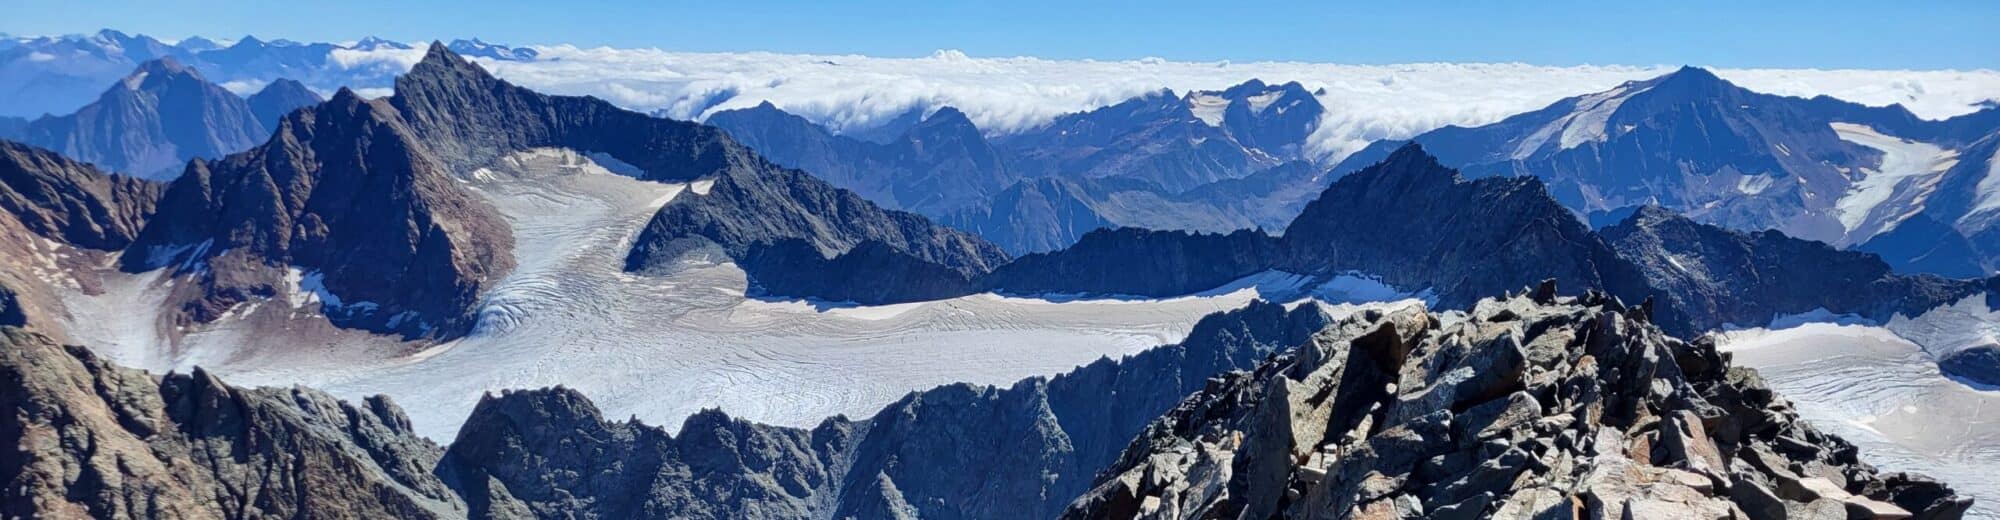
[
  {"left": 328, "top": 47, "right": 427, "bottom": 72},
  {"left": 417, "top": 45, "right": 2000, "bottom": 162},
  {"left": 217, "top": 79, "right": 266, "bottom": 95}
]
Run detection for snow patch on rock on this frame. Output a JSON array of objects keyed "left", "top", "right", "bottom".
[{"left": 1830, "top": 122, "right": 1959, "bottom": 240}]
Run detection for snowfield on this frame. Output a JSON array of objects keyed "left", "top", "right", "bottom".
[
  {"left": 56, "top": 149, "right": 1422, "bottom": 442},
  {"left": 1719, "top": 324, "right": 2000, "bottom": 519}
]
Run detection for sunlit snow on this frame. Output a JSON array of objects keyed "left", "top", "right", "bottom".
[
  {"left": 1720, "top": 324, "right": 2000, "bottom": 519},
  {"left": 1830, "top": 122, "right": 1960, "bottom": 241}
]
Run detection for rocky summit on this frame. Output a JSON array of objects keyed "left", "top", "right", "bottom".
[{"left": 1065, "top": 281, "right": 1971, "bottom": 519}]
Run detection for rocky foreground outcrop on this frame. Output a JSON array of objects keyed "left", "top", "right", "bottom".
[
  {"left": 1064, "top": 282, "right": 1970, "bottom": 519},
  {"left": 0, "top": 327, "right": 466, "bottom": 519}
]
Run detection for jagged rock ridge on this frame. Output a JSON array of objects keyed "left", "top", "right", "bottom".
[
  {"left": 0, "top": 327, "right": 466, "bottom": 519},
  {"left": 984, "top": 144, "right": 1658, "bottom": 316},
  {"left": 121, "top": 84, "right": 516, "bottom": 339},
  {"left": 376, "top": 43, "right": 1007, "bottom": 305},
  {"left": 1602, "top": 205, "right": 1991, "bottom": 333},
  {"left": 439, "top": 299, "right": 1329, "bottom": 519}
]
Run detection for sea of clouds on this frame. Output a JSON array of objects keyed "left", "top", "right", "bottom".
[{"left": 312, "top": 44, "right": 2000, "bottom": 162}]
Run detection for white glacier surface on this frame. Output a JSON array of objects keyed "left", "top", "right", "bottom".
[
  {"left": 56, "top": 148, "right": 1421, "bottom": 442},
  {"left": 1719, "top": 324, "right": 2000, "bottom": 519}
]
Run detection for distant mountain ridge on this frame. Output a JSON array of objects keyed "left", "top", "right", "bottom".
[
  {"left": 709, "top": 81, "right": 1336, "bottom": 254},
  {"left": 0, "top": 42, "right": 1014, "bottom": 339},
  {"left": 1389, "top": 65, "right": 2000, "bottom": 276},
  {"left": 0, "top": 29, "right": 534, "bottom": 118},
  {"left": 0, "top": 57, "right": 320, "bottom": 179}
]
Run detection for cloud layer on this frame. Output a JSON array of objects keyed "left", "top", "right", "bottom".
[{"left": 339, "top": 45, "right": 2000, "bottom": 162}]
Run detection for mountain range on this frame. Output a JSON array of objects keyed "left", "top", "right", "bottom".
[
  {"left": 707, "top": 80, "right": 1334, "bottom": 254},
  {"left": 1, "top": 32, "right": 1997, "bottom": 519},
  {"left": 0, "top": 57, "right": 320, "bottom": 179},
  {"left": 0, "top": 29, "right": 533, "bottom": 119},
  {"left": 1375, "top": 66, "right": 2000, "bottom": 277},
  {"left": 12, "top": 31, "right": 1997, "bottom": 280}
]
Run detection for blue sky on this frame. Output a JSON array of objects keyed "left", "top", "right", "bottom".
[{"left": 6, "top": 0, "right": 1997, "bottom": 69}]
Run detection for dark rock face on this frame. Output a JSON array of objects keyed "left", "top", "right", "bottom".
[
  {"left": 0, "top": 140, "right": 162, "bottom": 251},
  {"left": 1858, "top": 213, "right": 1988, "bottom": 279},
  {"left": 0, "top": 327, "right": 466, "bottom": 519},
  {"left": 121, "top": 87, "right": 515, "bottom": 339},
  {"left": 245, "top": 77, "right": 324, "bottom": 130},
  {"left": 0, "top": 142, "right": 163, "bottom": 332},
  {"left": 1602, "top": 205, "right": 1987, "bottom": 334},
  {"left": 1280, "top": 144, "right": 1657, "bottom": 310},
  {"left": 386, "top": 43, "right": 747, "bottom": 182},
  {"left": 437, "top": 388, "right": 851, "bottom": 519},
  {"left": 7, "top": 58, "right": 271, "bottom": 179},
  {"left": 977, "top": 144, "right": 1660, "bottom": 311},
  {"left": 1940, "top": 345, "right": 2000, "bottom": 387},
  {"left": 1064, "top": 287, "right": 1972, "bottom": 519},
  {"left": 623, "top": 149, "right": 1008, "bottom": 302},
  {"left": 439, "top": 300, "right": 1328, "bottom": 519},
  {"left": 370, "top": 44, "right": 1009, "bottom": 306},
  {"left": 0, "top": 283, "right": 23, "bottom": 327},
  {"left": 984, "top": 227, "right": 1278, "bottom": 297},
  {"left": 739, "top": 238, "right": 983, "bottom": 304}
]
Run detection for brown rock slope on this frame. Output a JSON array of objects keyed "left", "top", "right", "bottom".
[
  {"left": 0, "top": 327, "right": 466, "bottom": 519},
  {"left": 0, "top": 141, "right": 162, "bottom": 333}
]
